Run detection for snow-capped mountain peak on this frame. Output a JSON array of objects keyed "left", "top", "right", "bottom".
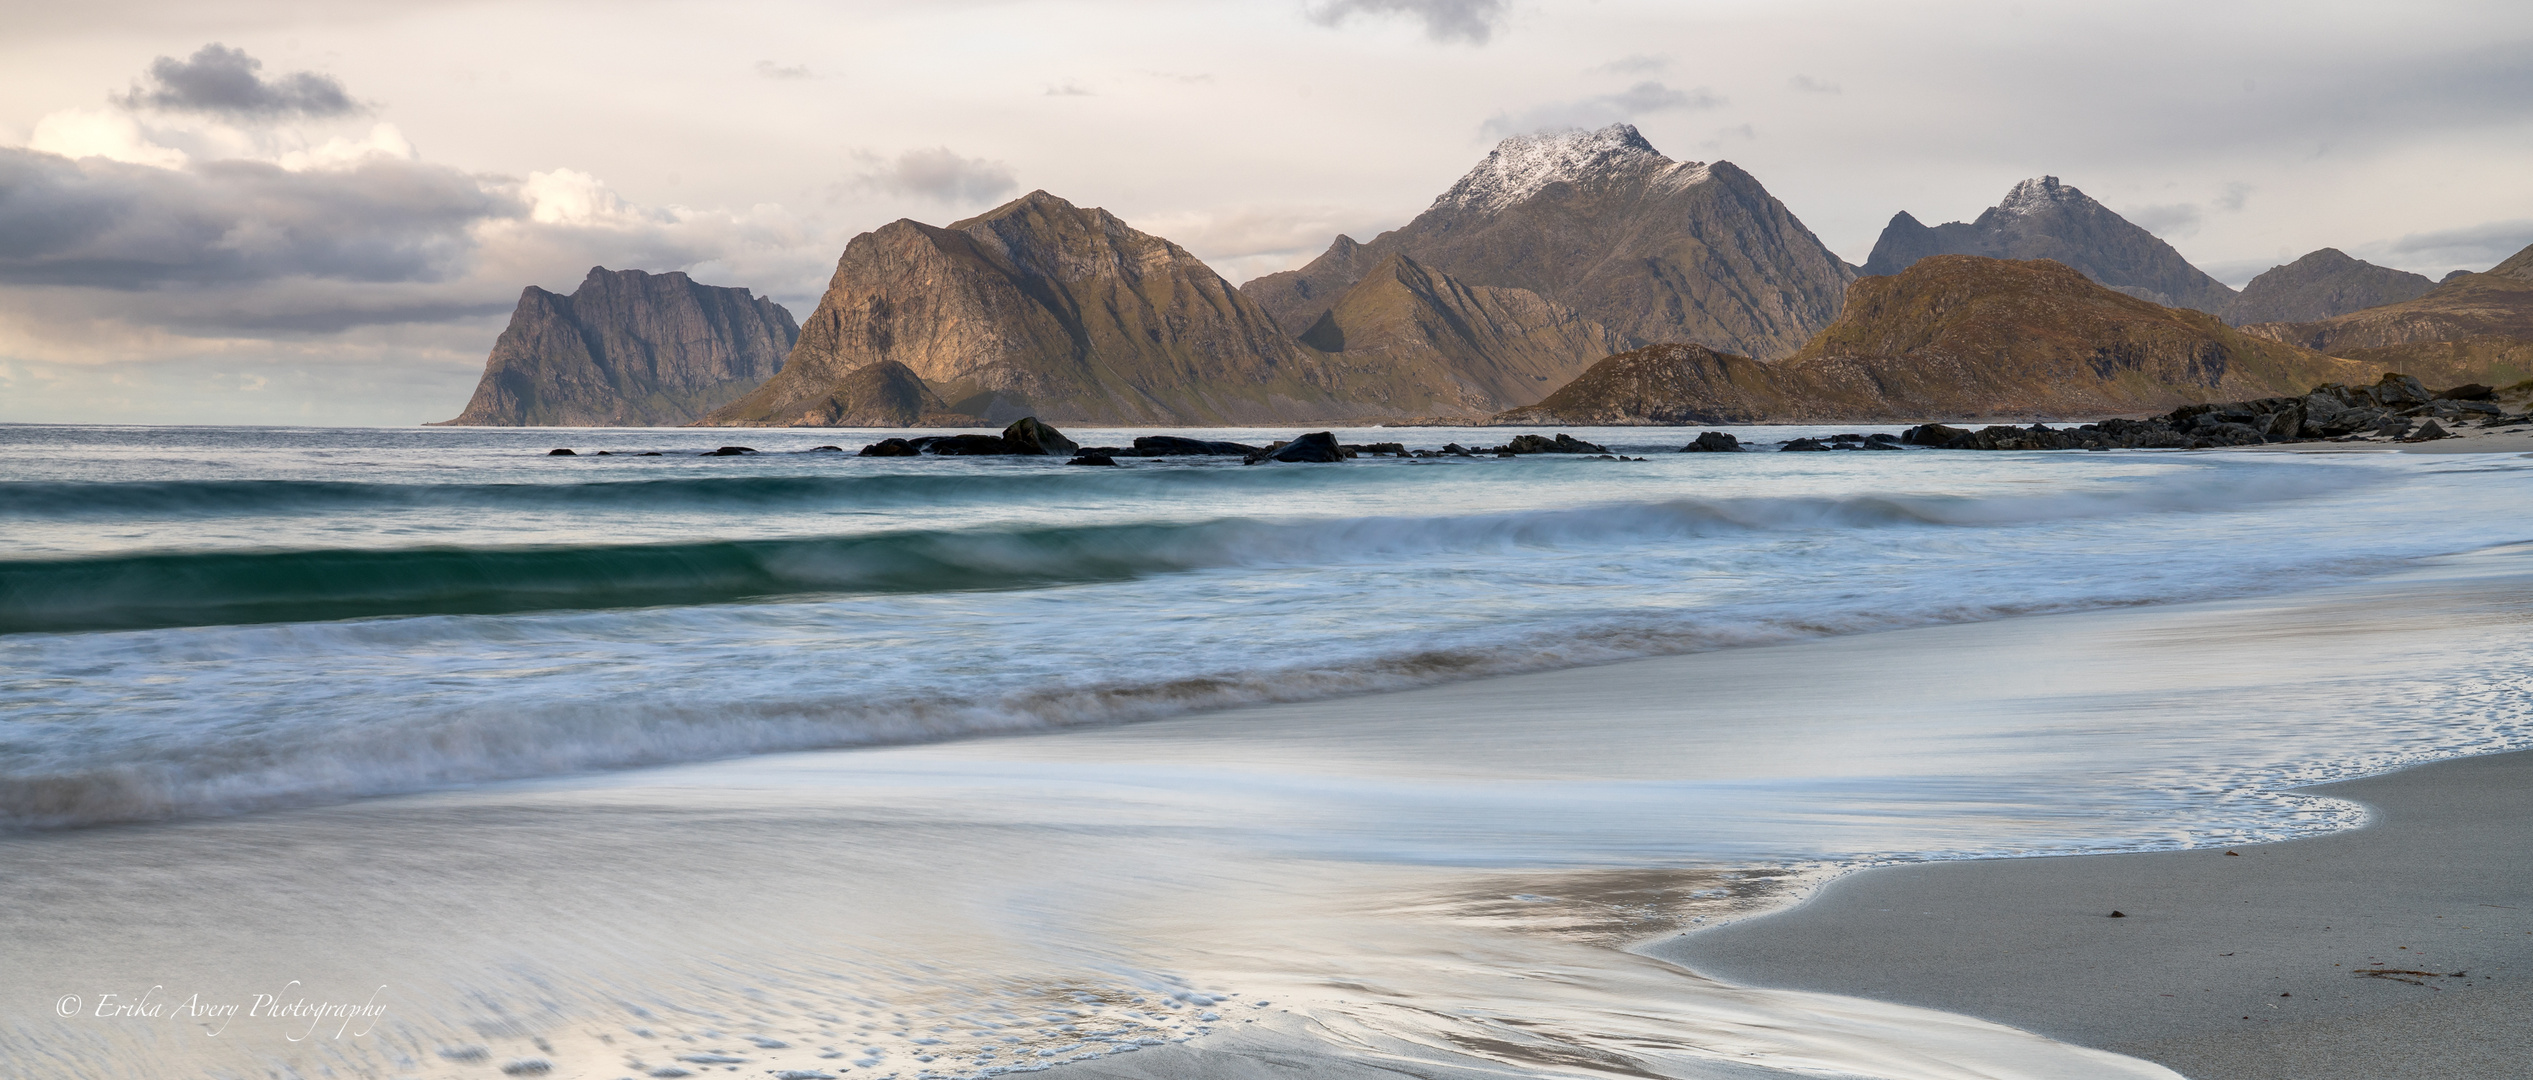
[{"left": 1433, "top": 124, "right": 1680, "bottom": 213}]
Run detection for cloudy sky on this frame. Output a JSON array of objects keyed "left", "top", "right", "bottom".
[{"left": 4, "top": 0, "right": 2529, "bottom": 424}]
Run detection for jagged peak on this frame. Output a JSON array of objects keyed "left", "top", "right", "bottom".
[
  {"left": 1432, "top": 123, "right": 1685, "bottom": 214},
  {"left": 1995, "top": 175, "right": 2098, "bottom": 217}
]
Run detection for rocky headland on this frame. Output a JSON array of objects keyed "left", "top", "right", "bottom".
[
  {"left": 436, "top": 267, "right": 798, "bottom": 426},
  {"left": 1863, "top": 176, "right": 2238, "bottom": 315},
  {"left": 700, "top": 191, "right": 1354, "bottom": 427}
]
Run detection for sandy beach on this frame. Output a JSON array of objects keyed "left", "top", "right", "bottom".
[{"left": 1667, "top": 743, "right": 2533, "bottom": 1079}]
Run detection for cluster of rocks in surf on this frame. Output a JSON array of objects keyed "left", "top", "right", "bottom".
[{"left": 1899, "top": 373, "right": 2523, "bottom": 451}]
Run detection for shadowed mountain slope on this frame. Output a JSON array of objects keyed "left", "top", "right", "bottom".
[
  {"left": 2221, "top": 248, "right": 2434, "bottom": 326},
  {"left": 1297, "top": 252, "right": 1631, "bottom": 415},
  {"left": 1863, "top": 177, "right": 2237, "bottom": 315},
  {"left": 437, "top": 267, "right": 797, "bottom": 426}
]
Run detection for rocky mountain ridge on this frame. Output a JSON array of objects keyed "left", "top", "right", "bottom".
[
  {"left": 437, "top": 267, "right": 797, "bottom": 427},
  {"left": 2221, "top": 248, "right": 2434, "bottom": 326},
  {"left": 2242, "top": 242, "right": 2533, "bottom": 389},
  {"left": 702, "top": 192, "right": 1352, "bottom": 427},
  {"left": 1497, "top": 255, "right": 2377, "bottom": 424},
  {"left": 1863, "top": 176, "right": 2238, "bottom": 315},
  {"left": 1243, "top": 123, "right": 1857, "bottom": 362}
]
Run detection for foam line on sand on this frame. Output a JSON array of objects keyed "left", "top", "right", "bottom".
[{"left": 1657, "top": 749, "right": 2533, "bottom": 1079}]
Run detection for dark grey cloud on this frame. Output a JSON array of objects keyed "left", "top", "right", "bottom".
[
  {"left": 1482, "top": 81, "right": 1725, "bottom": 139},
  {"left": 0, "top": 147, "right": 509, "bottom": 290},
  {"left": 853, "top": 147, "right": 1018, "bottom": 205},
  {"left": 1307, "top": 0, "right": 1507, "bottom": 45},
  {"left": 2380, "top": 218, "right": 2533, "bottom": 272},
  {"left": 114, "top": 44, "right": 359, "bottom": 119}
]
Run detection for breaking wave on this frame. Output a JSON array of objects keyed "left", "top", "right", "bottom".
[{"left": 1, "top": 467, "right": 2361, "bottom": 634}]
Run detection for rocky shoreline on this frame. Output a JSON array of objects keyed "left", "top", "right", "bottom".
[{"left": 1900, "top": 373, "right": 2529, "bottom": 451}]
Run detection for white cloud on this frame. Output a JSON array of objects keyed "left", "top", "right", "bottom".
[{"left": 28, "top": 109, "right": 189, "bottom": 168}]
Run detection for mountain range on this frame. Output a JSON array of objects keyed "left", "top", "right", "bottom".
[
  {"left": 438, "top": 130, "right": 2529, "bottom": 429},
  {"left": 2242, "top": 242, "right": 2533, "bottom": 389}
]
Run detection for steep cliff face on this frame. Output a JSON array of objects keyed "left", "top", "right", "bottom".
[
  {"left": 1863, "top": 177, "right": 2238, "bottom": 315},
  {"left": 1243, "top": 124, "right": 1856, "bottom": 360},
  {"left": 2220, "top": 248, "right": 2434, "bottom": 326},
  {"left": 1503, "top": 256, "right": 2377, "bottom": 424},
  {"left": 437, "top": 267, "right": 797, "bottom": 426},
  {"left": 1298, "top": 252, "right": 1630, "bottom": 415},
  {"left": 704, "top": 191, "right": 1351, "bottom": 426}
]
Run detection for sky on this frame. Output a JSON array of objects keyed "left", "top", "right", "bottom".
[{"left": 3, "top": 0, "right": 2530, "bottom": 425}]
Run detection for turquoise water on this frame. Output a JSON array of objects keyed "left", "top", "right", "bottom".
[{"left": 5, "top": 423, "right": 2532, "bottom": 1080}]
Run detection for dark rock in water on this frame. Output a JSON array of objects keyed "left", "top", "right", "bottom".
[
  {"left": 2191, "top": 422, "right": 2267, "bottom": 448},
  {"left": 859, "top": 438, "right": 920, "bottom": 457},
  {"left": 1001, "top": 417, "right": 1078, "bottom": 456},
  {"left": 1440, "top": 442, "right": 1477, "bottom": 456},
  {"left": 1499, "top": 433, "right": 1610, "bottom": 455},
  {"left": 926, "top": 434, "right": 1016, "bottom": 455},
  {"left": 1781, "top": 438, "right": 1832, "bottom": 451},
  {"left": 1900, "top": 423, "right": 1971, "bottom": 447},
  {"left": 1124, "top": 435, "right": 1258, "bottom": 457},
  {"left": 806, "top": 445, "right": 843, "bottom": 452},
  {"left": 1858, "top": 439, "right": 1903, "bottom": 450},
  {"left": 1341, "top": 442, "right": 1410, "bottom": 456},
  {"left": 1245, "top": 431, "right": 1349, "bottom": 464},
  {"left": 547, "top": 448, "right": 577, "bottom": 456},
  {"left": 639, "top": 451, "right": 663, "bottom": 456},
  {"left": 1066, "top": 453, "right": 1121, "bottom": 466},
  {"left": 1680, "top": 431, "right": 1743, "bottom": 452},
  {"left": 704, "top": 446, "right": 757, "bottom": 456},
  {"left": 1865, "top": 432, "right": 1901, "bottom": 444},
  {"left": 2408, "top": 419, "right": 2453, "bottom": 441},
  {"left": 2436, "top": 383, "right": 2496, "bottom": 401}
]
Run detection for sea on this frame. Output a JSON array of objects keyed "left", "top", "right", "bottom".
[{"left": 4, "top": 421, "right": 2531, "bottom": 1080}]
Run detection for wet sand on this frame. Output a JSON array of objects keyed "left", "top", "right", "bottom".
[{"left": 1662, "top": 750, "right": 2533, "bottom": 1079}]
